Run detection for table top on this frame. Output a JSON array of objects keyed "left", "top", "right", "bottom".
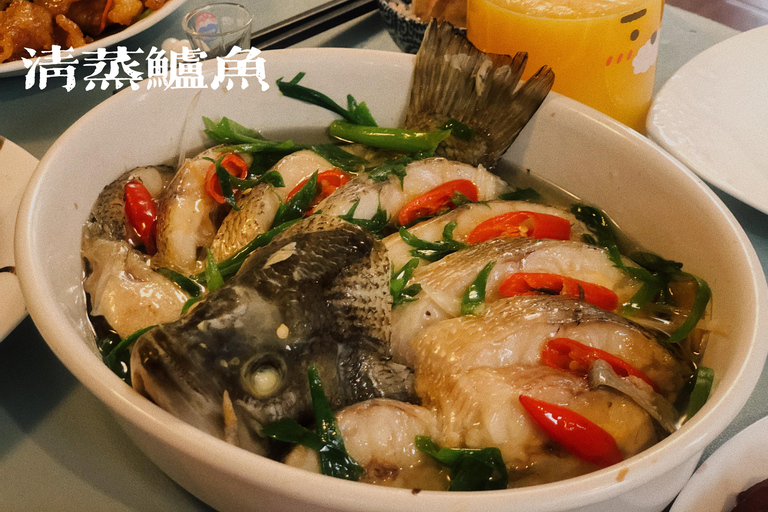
[{"left": 0, "top": 2, "right": 766, "bottom": 511}]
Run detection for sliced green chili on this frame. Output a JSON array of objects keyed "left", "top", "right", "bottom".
[
  {"left": 261, "top": 364, "right": 363, "bottom": 480},
  {"left": 155, "top": 267, "right": 204, "bottom": 297},
  {"left": 100, "top": 324, "right": 157, "bottom": 384},
  {"left": 499, "top": 187, "right": 541, "bottom": 202},
  {"left": 461, "top": 261, "right": 496, "bottom": 316},
  {"left": 391, "top": 258, "right": 422, "bottom": 306},
  {"left": 277, "top": 72, "right": 377, "bottom": 126},
  {"left": 685, "top": 366, "right": 714, "bottom": 419},
  {"left": 310, "top": 144, "right": 368, "bottom": 173},
  {"left": 666, "top": 274, "right": 711, "bottom": 344},
  {"left": 338, "top": 199, "right": 390, "bottom": 235},
  {"left": 272, "top": 172, "right": 319, "bottom": 227},
  {"left": 415, "top": 436, "right": 508, "bottom": 491},
  {"left": 398, "top": 221, "right": 468, "bottom": 262}
]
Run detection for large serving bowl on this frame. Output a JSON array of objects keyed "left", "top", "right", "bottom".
[{"left": 15, "top": 49, "right": 768, "bottom": 512}]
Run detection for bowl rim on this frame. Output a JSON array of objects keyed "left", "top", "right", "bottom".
[{"left": 15, "top": 47, "right": 768, "bottom": 511}]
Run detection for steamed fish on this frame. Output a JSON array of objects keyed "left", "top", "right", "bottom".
[
  {"left": 153, "top": 147, "right": 253, "bottom": 274},
  {"left": 130, "top": 215, "right": 414, "bottom": 454},
  {"left": 80, "top": 17, "right": 710, "bottom": 493},
  {"left": 285, "top": 398, "right": 448, "bottom": 490},
  {"left": 384, "top": 199, "right": 593, "bottom": 269},
  {"left": 412, "top": 295, "right": 690, "bottom": 404},
  {"left": 390, "top": 237, "right": 643, "bottom": 365},
  {"left": 210, "top": 150, "right": 335, "bottom": 261},
  {"left": 82, "top": 165, "right": 187, "bottom": 338},
  {"left": 314, "top": 156, "right": 510, "bottom": 227}
]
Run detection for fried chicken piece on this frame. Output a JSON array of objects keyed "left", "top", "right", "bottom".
[
  {"left": 0, "top": 0, "right": 54, "bottom": 63},
  {"left": 55, "top": 14, "right": 86, "bottom": 48},
  {"left": 108, "top": 0, "right": 142, "bottom": 26}
]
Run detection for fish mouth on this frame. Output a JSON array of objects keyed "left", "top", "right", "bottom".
[{"left": 130, "top": 329, "right": 226, "bottom": 440}]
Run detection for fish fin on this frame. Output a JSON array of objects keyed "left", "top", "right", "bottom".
[{"left": 405, "top": 20, "right": 554, "bottom": 168}]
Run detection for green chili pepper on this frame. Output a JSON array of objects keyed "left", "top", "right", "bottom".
[
  {"left": 272, "top": 172, "right": 319, "bottom": 227},
  {"left": 667, "top": 274, "right": 711, "bottom": 344},
  {"left": 391, "top": 258, "right": 422, "bottom": 306},
  {"left": 277, "top": 72, "right": 377, "bottom": 126},
  {"left": 100, "top": 324, "right": 157, "bottom": 384},
  {"left": 261, "top": 364, "right": 363, "bottom": 480},
  {"left": 685, "top": 366, "right": 714, "bottom": 419},
  {"left": 155, "top": 267, "right": 204, "bottom": 297},
  {"left": 398, "top": 221, "right": 468, "bottom": 262},
  {"left": 415, "top": 436, "right": 508, "bottom": 491},
  {"left": 461, "top": 261, "right": 496, "bottom": 316},
  {"left": 329, "top": 121, "right": 451, "bottom": 154},
  {"left": 310, "top": 144, "right": 368, "bottom": 173},
  {"left": 499, "top": 187, "right": 541, "bottom": 202},
  {"left": 338, "top": 199, "right": 390, "bottom": 236}
]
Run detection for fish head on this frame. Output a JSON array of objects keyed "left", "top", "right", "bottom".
[
  {"left": 130, "top": 283, "right": 342, "bottom": 454},
  {"left": 130, "top": 215, "right": 413, "bottom": 454}
]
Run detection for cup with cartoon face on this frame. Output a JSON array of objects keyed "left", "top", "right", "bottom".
[
  {"left": 467, "top": 0, "right": 663, "bottom": 132},
  {"left": 183, "top": 3, "right": 253, "bottom": 59}
]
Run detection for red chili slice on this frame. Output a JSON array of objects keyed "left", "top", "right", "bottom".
[
  {"left": 466, "top": 211, "right": 571, "bottom": 244},
  {"left": 397, "top": 179, "right": 479, "bottom": 226},
  {"left": 205, "top": 153, "right": 249, "bottom": 204},
  {"left": 518, "top": 394, "right": 623, "bottom": 468},
  {"left": 499, "top": 272, "right": 619, "bottom": 311},
  {"left": 540, "top": 337, "right": 658, "bottom": 391},
  {"left": 286, "top": 168, "right": 351, "bottom": 215},
  {"left": 124, "top": 180, "right": 158, "bottom": 255}
]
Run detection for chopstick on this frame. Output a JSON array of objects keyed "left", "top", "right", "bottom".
[{"left": 250, "top": 0, "right": 378, "bottom": 51}]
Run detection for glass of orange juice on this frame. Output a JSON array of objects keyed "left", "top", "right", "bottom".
[{"left": 466, "top": 0, "right": 664, "bottom": 132}]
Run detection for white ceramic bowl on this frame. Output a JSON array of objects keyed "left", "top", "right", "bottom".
[{"left": 15, "top": 49, "right": 768, "bottom": 512}]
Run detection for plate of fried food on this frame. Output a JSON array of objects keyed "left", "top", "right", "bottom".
[{"left": 0, "top": 0, "right": 187, "bottom": 76}]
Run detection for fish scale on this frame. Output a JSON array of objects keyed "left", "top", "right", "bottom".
[{"left": 131, "top": 214, "right": 413, "bottom": 454}]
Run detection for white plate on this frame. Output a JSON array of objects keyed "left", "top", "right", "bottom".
[
  {"left": 647, "top": 24, "right": 768, "bottom": 216},
  {"left": 0, "top": 138, "right": 36, "bottom": 340},
  {"left": 0, "top": 0, "right": 187, "bottom": 77},
  {"left": 670, "top": 415, "right": 768, "bottom": 512}
]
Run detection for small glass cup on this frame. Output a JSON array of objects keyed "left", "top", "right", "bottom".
[
  {"left": 183, "top": 3, "right": 253, "bottom": 59},
  {"left": 467, "top": 0, "right": 664, "bottom": 133}
]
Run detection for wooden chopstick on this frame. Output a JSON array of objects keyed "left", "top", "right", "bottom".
[{"left": 250, "top": 0, "right": 378, "bottom": 50}]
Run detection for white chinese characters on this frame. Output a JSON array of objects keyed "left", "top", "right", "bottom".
[{"left": 22, "top": 45, "right": 269, "bottom": 92}]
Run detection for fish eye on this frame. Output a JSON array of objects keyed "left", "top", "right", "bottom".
[{"left": 241, "top": 355, "right": 285, "bottom": 398}]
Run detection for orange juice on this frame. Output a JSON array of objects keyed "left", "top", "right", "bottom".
[{"left": 467, "top": 0, "right": 664, "bottom": 132}]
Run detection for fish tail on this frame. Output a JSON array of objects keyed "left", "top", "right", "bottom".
[{"left": 405, "top": 20, "right": 554, "bottom": 168}]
